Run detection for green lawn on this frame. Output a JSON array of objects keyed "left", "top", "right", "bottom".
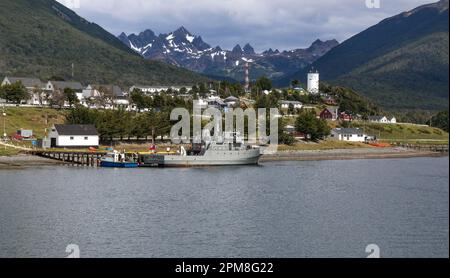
[
  {"left": 278, "top": 140, "right": 370, "bottom": 151},
  {"left": 352, "top": 122, "right": 449, "bottom": 144},
  {"left": 1, "top": 107, "right": 66, "bottom": 138},
  {"left": 0, "top": 146, "right": 21, "bottom": 156}
]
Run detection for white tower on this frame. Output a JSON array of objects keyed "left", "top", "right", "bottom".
[{"left": 307, "top": 70, "right": 320, "bottom": 94}]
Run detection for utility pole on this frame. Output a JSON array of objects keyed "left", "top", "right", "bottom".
[
  {"left": 2, "top": 104, "right": 6, "bottom": 147},
  {"left": 71, "top": 63, "right": 74, "bottom": 80}
]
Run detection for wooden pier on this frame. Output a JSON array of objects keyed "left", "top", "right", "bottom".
[{"left": 32, "top": 150, "right": 107, "bottom": 167}]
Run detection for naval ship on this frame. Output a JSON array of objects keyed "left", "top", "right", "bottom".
[{"left": 139, "top": 133, "right": 261, "bottom": 167}]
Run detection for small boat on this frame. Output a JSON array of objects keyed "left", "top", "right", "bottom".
[{"left": 99, "top": 151, "right": 139, "bottom": 168}]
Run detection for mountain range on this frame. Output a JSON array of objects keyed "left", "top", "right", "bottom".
[
  {"left": 277, "top": 0, "right": 449, "bottom": 111},
  {"left": 118, "top": 28, "right": 339, "bottom": 81},
  {"left": 0, "top": 0, "right": 208, "bottom": 87}
]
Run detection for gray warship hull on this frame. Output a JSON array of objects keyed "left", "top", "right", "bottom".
[{"left": 140, "top": 148, "right": 261, "bottom": 167}]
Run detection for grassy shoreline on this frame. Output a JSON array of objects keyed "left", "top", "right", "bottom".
[{"left": 0, "top": 147, "right": 21, "bottom": 157}]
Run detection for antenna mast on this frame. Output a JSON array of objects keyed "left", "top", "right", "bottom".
[{"left": 244, "top": 62, "right": 250, "bottom": 93}]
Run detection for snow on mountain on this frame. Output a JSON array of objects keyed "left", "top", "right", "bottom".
[{"left": 118, "top": 27, "right": 339, "bottom": 81}]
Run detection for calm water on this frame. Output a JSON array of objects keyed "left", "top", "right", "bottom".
[{"left": 0, "top": 157, "right": 448, "bottom": 258}]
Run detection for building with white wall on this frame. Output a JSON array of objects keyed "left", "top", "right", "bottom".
[
  {"left": 280, "top": 101, "right": 303, "bottom": 110},
  {"left": 330, "top": 128, "right": 367, "bottom": 142},
  {"left": 47, "top": 124, "right": 99, "bottom": 148},
  {"left": 368, "top": 116, "right": 397, "bottom": 124},
  {"left": 129, "top": 85, "right": 192, "bottom": 95}
]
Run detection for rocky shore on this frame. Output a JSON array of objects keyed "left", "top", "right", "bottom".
[
  {"left": 0, "top": 155, "right": 64, "bottom": 169},
  {"left": 260, "top": 147, "right": 447, "bottom": 162}
]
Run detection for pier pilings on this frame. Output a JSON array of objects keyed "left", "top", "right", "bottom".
[{"left": 31, "top": 150, "right": 106, "bottom": 167}]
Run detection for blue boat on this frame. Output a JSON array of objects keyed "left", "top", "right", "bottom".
[{"left": 99, "top": 151, "right": 139, "bottom": 168}]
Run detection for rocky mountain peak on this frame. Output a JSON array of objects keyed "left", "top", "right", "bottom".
[
  {"left": 243, "top": 43, "right": 255, "bottom": 55},
  {"left": 232, "top": 44, "right": 243, "bottom": 54}
]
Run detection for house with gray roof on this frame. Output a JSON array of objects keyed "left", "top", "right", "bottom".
[
  {"left": 82, "top": 84, "right": 128, "bottom": 109},
  {"left": 46, "top": 81, "right": 84, "bottom": 93},
  {"left": 330, "top": 128, "right": 368, "bottom": 142},
  {"left": 2, "top": 77, "right": 44, "bottom": 88},
  {"left": 46, "top": 124, "right": 99, "bottom": 148},
  {"left": 280, "top": 100, "right": 303, "bottom": 110},
  {"left": 83, "top": 85, "right": 124, "bottom": 98}
]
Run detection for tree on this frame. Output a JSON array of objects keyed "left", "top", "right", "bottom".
[
  {"left": 48, "top": 76, "right": 65, "bottom": 81},
  {"left": 295, "top": 110, "right": 330, "bottom": 141},
  {"left": 191, "top": 85, "right": 199, "bottom": 95},
  {"left": 291, "top": 79, "right": 300, "bottom": 88},
  {"left": 254, "top": 93, "right": 280, "bottom": 108},
  {"left": 131, "top": 113, "right": 150, "bottom": 140},
  {"left": 179, "top": 87, "right": 187, "bottom": 95},
  {"left": 0, "top": 86, "right": 5, "bottom": 100},
  {"left": 146, "top": 111, "right": 171, "bottom": 143},
  {"left": 50, "top": 89, "right": 66, "bottom": 108},
  {"left": 64, "top": 88, "right": 78, "bottom": 108},
  {"left": 198, "top": 83, "right": 208, "bottom": 98},
  {"left": 95, "top": 86, "right": 115, "bottom": 109},
  {"left": 429, "top": 111, "right": 449, "bottom": 132},
  {"left": 113, "top": 108, "right": 132, "bottom": 140},
  {"left": 278, "top": 118, "right": 296, "bottom": 146},
  {"left": 130, "top": 89, "right": 150, "bottom": 112},
  {"left": 2, "top": 82, "right": 29, "bottom": 104},
  {"left": 288, "top": 103, "right": 295, "bottom": 115},
  {"left": 255, "top": 76, "right": 272, "bottom": 91},
  {"left": 66, "top": 106, "right": 97, "bottom": 125},
  {"left": 279, "top": 132, "right": 296, "bottom": 145}
]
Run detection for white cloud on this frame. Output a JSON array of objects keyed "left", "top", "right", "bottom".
[{"left": 57, "top": 0, "right": 437, "bottom": 51}]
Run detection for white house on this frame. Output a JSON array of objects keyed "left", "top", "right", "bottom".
[
  {"left": 45, "top": 81, "right": 84, "bottom": 107},
  {"left": 47, "top": 124, "right": 99, "bottom": 148},
  {"left": 129, "top": 85, "right": 192, "bottom": 95},
  {"left": 280, "top": 100, "right": 303, "bottom": 110},
  {"left": 368, "top": 116, "right": 397, "bottom": 124},
  {"left": 330, "top": 128, "right": 367, "bottom": 142},
  {"left": 81, "top": 84, "right": 128, "bottom": 109}
]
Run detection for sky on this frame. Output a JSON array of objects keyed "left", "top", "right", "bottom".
[{"left": 57, "top": 0, "right": 436, "bottom": 52}]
